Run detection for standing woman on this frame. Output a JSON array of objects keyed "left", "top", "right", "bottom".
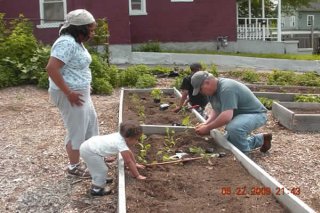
[{"left": 46, "top": 9, "right": 98, "bottom": 177}]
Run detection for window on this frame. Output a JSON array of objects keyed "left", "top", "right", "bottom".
[
  {"left": 38, "top": 0, "right": 67, "bottom": 28},
  {"left": 171, "top": 0, "right": 193, "bottom": 2},
  {"left": 290, "top": 16, "right": 295, "bottom": 27},
  {"left": 307, "top": 15, "right": 314, "bottom": 26},
  {"left": 129, "top": 0, "right": 147, "bottom": 16}
]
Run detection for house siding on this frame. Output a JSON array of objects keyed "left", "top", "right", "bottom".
[
  {"left": 0, "top": 0, "right": 131, "bottom": 44},
  {"left": 129, "top": 0, "right": 237, "bottom": 43},
  {"left": 298, "top": 12, "right": 320, "bottom": 30}
]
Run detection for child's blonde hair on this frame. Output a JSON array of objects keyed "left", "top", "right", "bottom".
[{"left": 120, "top": 121, "right": 142, "bottom": 138}]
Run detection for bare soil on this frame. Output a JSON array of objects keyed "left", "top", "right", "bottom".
[
  {"left": 123, "top": 91, "right": 199, "bottom": 126},
  {"left": 125, "top": 132, "right": 286, "bottom": 213}
]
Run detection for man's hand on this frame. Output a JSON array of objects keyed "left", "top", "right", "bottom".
[
  {"left": 195, "top": 124, "right": 210, "bottom": 135},
  {"left": 136, "top": 163, "right": 145, "bottom": 169},
  {"left": 173, "top": 106, "right": 181, "bottom": 113},
  {"left": 67, "top": 91, "right": 84, "bottom": 107}
]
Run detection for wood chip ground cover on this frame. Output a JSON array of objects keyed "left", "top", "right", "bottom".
[{"left": 0, "top": 76, "right": 319, "bottom": 212}]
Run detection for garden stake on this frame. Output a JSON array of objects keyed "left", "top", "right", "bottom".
[{"left": 143, "top": 156, "right": 203, "bottom": 167}]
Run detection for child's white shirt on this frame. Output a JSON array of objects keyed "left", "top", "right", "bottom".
[{"left": 83, "top": 133, "right": 129, "bottom": 156}]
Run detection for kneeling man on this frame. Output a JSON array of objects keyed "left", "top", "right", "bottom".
[{"left": 191, "top": 71, "right": 271, "bottom": 153}]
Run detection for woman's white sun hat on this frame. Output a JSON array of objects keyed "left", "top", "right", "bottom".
[{"left": 59, "top": 9, "right": 95, "bottom": 35}]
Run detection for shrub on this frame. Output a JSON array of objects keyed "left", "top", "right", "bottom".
[
  {"left": 241, "top": 69, "right": 260, "bottom": 83},
  {"left": 92, "top": 78, "right": 113, "bottom": 95},
  {"left": 295, "top": 72, "right": 320, "bottom": 87},
  {"left": 0, "top": 64, "right": 20, "bottom": 88},
  {"left": 37, "top": 71, "right": 49, "bottom": 89},
  {"left": 139, "top": 41, "right": 161, "bottom": 52},
  {"left": 135, "top": 74, "right": 157, "bottom": 88},
  {"left": 267, "top": 70, "right": 296, "bottom": 86},
  {"left": 208, "top": 64, "right": 219, "bottom": 77},
  {"left": 105, "top": 65, "right": 120, "bottom": 88}
]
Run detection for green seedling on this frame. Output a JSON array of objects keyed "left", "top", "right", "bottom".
[
  {"left": 151, "top": 88, "right": 163, "bottom": 101},
  {"left": 137, "top": 134, "right": 151, "bottom": 164},
  {"left": 181, "top": 115, "right": 191, "bottom": 126}
]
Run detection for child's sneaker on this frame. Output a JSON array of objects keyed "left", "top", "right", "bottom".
[
  {"left": 106, "top": 177, "right": 113, "bottom": 184},
  {"left": 90, "top": 186, "right": 112, "bottom": 196},
  {"left": 67, "top": 164, "right": 90, "bottom": 179}
]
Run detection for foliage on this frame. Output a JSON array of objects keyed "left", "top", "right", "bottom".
[
  {"left": 151, "top": 65, "right": 172, "bottom": 75},
  {"left": 267, "top": 70, "right": 320, "bottom": 86},
  {"left": 267, "top": 70, "right": 296, "bottom": 86},
  {"left": 294, "top": 94, "right": 320, "bottom": 103},
  {"left": 150, "top": 88, "right": 163, "bottom": 100},
  {"left": 135, "top": 74, "right": 157, "bottom": 88},
  {"left": 258, "top": 97, "right": 274, "bottom": 110},
  {"left": 189, "top": 146, "right": 205, "bottom": 155},
  {"left": 137, "top": 134, "right": 151, "bottom": 164},
  {"left": 92, "top": 18, "right": 109, "bottom": 45},
  {"left": 241, "top": 69, "right": 260, "bottom": 83},
  {"left": 139, "top": 41, "right": 161, "bottom": 52},
  {"left": 208, "top": 64, "right": 219, "bottom": 77},
  {"left": 130, "top": 94, "right": 145, "bottom": 122},
  {"left": 295, "top": 72, "right": 320, "bottom": 87},
  {"left": 0, "top": 64, "right": 20, "bottom": 88},
  {"left": 105, "top": 65, "right": 120, "bottom": 88},
  {"left": 92, "top": 78, "right": 113, "bottom": 95},
  {"left": 164, "top": 128, "right": 176, "bottom": 149},
  {"left": 181, "top": 115, "right": 191, "bottom": 126}
]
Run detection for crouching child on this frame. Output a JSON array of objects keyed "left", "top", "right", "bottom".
[{"left": 80, "top": 121, "right": 146, "bottom": 196}]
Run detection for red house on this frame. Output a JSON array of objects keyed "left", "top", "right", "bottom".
[{"left": 1, "top": 0, "right": 236, "bottom": 45}]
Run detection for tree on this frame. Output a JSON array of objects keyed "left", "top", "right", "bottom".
[{"left": 237, "top": 0, "right": 320, "bottom": 17}]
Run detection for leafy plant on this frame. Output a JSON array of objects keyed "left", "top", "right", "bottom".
[
  {"left": 150, "top": 88, "right": 163, "bottom": 100},
  {"left": 189, "top": 146, "right": 205, "bottom": 155},
  {"left": 181, "top": 115, "right": 191, "bottom": 126},
  {"left": 267, "top": 70, "right": 296, "bottom": 86},
  {"left": 92, "top": 18, "right": 109, "bottom": 45},
  {"left": 137, "top": 134, "right": 151, "bottom": 164},
  {"left": 294, "top": 95, "right": 320, "bottom": 103},
  {"left": 258, "top": 97, "right": 274, "bottom": 110},
  {"left": 135, "top": 74, "right": 157, "bottom": 88},
  {"left": 241, "top": 69, "right": 260, "bottom": 83},
  {"left": 165, "top": 128, "right": 176, "bottom": 149},
  {"left": 139, "top": 41, "right": 161, "bottom": 52}
]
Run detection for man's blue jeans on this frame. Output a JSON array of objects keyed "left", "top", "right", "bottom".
[{"left": 225, "top": 113, "right": 267, "bottom": 153}]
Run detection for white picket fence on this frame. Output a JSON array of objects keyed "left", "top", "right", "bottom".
[{"left": 237, "top": 18, "right": 278, "bottom": 40}]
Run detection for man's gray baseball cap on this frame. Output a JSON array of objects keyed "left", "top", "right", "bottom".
[{"left": 191, "top": 71, "right": 211, "bottom": 96}]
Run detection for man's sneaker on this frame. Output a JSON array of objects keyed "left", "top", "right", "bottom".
[
  {"left": 67, "top": 164, "right": 91, "bottom": 179},
  {"left": 260, "top": 133, "right": 272, "bottom": 153},
  {"left": 90, "top": 186, "right": 112, "bottom": 196}
]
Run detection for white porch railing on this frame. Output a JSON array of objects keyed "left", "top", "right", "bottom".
[{"left": 237, "top": 18, "right": 278, "bottom": 40}]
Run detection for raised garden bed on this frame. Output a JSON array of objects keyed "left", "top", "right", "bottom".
[
  {"left": 118, "top": 88, "right": 316, "bottom": 213},
  {"left": 123, "top": 89, "right": 199, "bottom": 126},
  {"left": 125, "top": 131, "right": 286, "bottom": 213},
  {"left": 272, "top": 102, "right": 320, "bottom": 132},
  {"left": 247, "top": 84, "right": 320, "bottom": 94}
]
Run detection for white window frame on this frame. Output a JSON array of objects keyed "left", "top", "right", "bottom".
[
  {"left": 37, "top": 0, "right": 67, "bottom": 28},
  {"left": 171, "top": 0, "right": 193, "bottom": 2},
  {"left": 129, "top": 0, "right": 147, "bottom": 16},
  {"left": 307, "top": 15, "right": 314, "bottom": 26},
  {"left": 290, "top": 16, "right": 295, "bottom": 27}
]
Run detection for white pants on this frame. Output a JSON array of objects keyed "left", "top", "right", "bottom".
[
  {"left": 80, "top": 142, "right": 107, "bottom": 187},
  {"left": 49, "top": 88, "right": 99, "bottom": 150}
]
